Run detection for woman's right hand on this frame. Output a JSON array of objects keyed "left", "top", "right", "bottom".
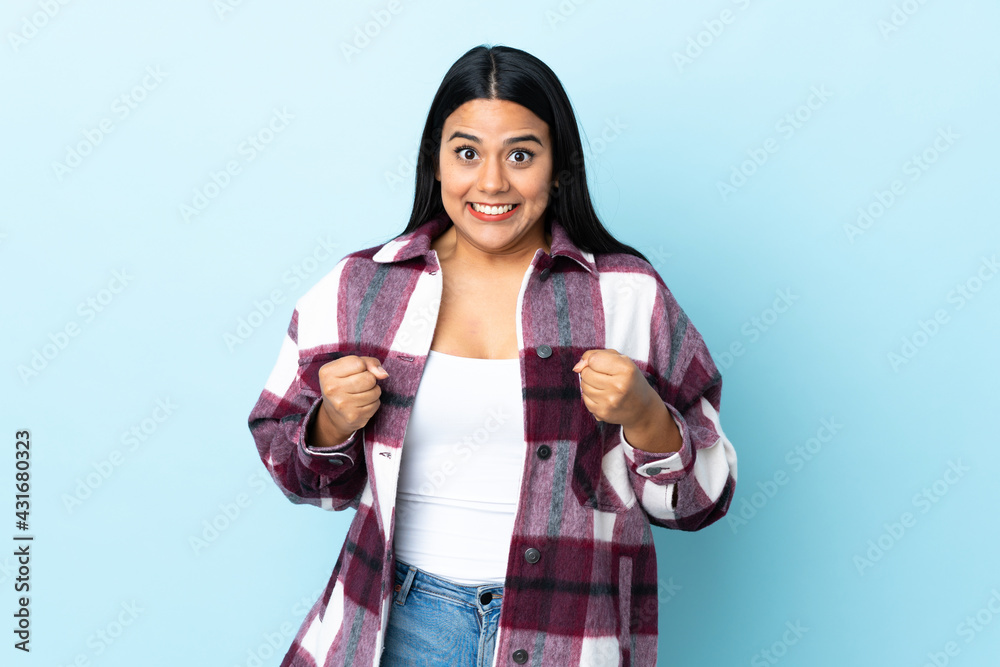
[{"left": 312, "top": 355, "right": 389, "bottom": 448}]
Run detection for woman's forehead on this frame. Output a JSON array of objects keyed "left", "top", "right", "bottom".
[{"left": 443, "top": 98, "right": 548, "bottom": 137}]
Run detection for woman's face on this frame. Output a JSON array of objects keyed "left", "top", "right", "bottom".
[{"left": 435, "top": 98, "right": 556, "bottom": 256}]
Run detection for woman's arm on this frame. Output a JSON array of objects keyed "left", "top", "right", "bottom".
[
  {"left": 620, "top": 278, "right": 738, "bottom": 531},
  {"left": 247, "top": 283, "right": 369, "bottom": 512}
]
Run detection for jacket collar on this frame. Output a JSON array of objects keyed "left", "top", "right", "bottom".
[{"left": 371, "top": 211, "right": 598, "bottom": 276}]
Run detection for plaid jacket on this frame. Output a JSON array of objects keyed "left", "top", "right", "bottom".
[{"left": 247, "top": 212, "right": 737, "bottom": 666}]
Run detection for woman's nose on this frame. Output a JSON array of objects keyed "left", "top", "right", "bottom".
[{"left": 477, "top": 157, "right": 508, "bottom": 193}]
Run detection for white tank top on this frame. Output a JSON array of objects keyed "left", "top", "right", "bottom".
[{"left": 392, "top": 350, "right": 526, "bottom": 585}]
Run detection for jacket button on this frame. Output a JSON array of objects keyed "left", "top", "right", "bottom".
[
  {"left": 536, "top": 344, "right": 552, "bottom": 358},
  {"left": 646, "top": 466, "right": 662, "bottom": 475},
  {"left": 536, "top": 444, "right": 551, "bottom": 460},
  {"left": 512, "top": 649, "right": 528, "bottom": 663},
  {"left": 539, "top": 267, "right": 550, "bottom": 281},
  {"left": 524, "top": 547, "right": 540, "bottom": 564}
]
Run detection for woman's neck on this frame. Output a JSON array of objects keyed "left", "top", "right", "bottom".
[{"left": 431, "top": 224, "right": 552, "bottom": 274}]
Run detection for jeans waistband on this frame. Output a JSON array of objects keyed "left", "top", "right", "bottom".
[{"left": 393, "top": 558, "right": 504, "bottom": 609}]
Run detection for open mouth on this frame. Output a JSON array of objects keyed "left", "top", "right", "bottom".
[{"left": 467, "top": 202, "right": 520, "bottom": 221}]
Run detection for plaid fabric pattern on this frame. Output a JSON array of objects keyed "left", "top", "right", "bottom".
[{"left": 247, "top": 212, "right": 738, "bottom": 666}]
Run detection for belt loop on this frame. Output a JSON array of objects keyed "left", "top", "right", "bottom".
[{"left": 395, "top": 564, "right": 417, "bottom": 606}]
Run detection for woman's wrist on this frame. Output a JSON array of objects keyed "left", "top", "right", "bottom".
[
  {"left": 307, "top": 401, "right": 354, "bottom": 449},
  {"left": 622, "top": 399, "right": 681, "bottom": 454}
]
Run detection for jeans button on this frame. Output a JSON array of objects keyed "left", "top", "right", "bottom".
[
  {"left": 524, "top": 547, "right": 540, "bottom": 564},
  {"left": 512, "top": 648, "right": 528, "bottom": 663},
  {"left": 536, "top": 344, "right": 552, "bottom": 358}
]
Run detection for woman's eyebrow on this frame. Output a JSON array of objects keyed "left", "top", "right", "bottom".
[{"left": 446, "top": 131, "right": 544, "bottom": 147}]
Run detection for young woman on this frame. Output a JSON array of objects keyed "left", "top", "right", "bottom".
[{"left": 248, "top": 44, "right": 737, "bottom": 667}]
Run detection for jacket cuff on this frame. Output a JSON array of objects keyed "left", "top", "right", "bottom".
[
  {"left": 296, "top": 396, "right": 362, "bottom": 473},
  {"left": 620, "top": 401, "right": 694, "bottom": 482}
]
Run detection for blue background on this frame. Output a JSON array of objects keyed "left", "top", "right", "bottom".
[{"left": 3, "top": 1, "right": 998, "bottom": 665}]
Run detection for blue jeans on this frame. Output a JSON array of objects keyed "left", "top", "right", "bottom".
[{"left": 380, "top": 558, "right": 505, "bottom": 667}]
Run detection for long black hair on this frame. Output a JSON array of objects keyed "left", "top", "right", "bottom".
[{"left": 397, "top": 44, "right": 649, "bottom": 264}]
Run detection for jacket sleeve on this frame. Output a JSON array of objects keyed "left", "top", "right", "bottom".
[
  {"left": 247, "top": 297, "right": 368, "bottom": 512},
  {"left": 619, "top": 278, "right": 737, "bottom": 531}
]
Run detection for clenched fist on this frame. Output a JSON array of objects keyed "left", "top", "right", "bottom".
[
  {"left": 573, "top": 349, "right": 681, "bottom": 455},
  {"left": 309, "top": 355, "right": 389, "bottom": 449},
  {"left": 572, "top": 349, "right": 658, "bottom": 428}
]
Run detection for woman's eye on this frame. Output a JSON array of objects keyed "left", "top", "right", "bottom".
[
  {"left": 461, "top": 148, "right": 476, "bottom": 160},
  {"left": 509, "top": 150, "right": 534, "bottom": 164}
]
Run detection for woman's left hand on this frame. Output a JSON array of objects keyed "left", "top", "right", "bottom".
[{"left": 572, "top": 349, "right": 660, "bottom": 429}]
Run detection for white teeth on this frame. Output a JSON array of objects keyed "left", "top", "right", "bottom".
[{"left": 472, "top": 203, "right": 516, "bottom": 215}]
